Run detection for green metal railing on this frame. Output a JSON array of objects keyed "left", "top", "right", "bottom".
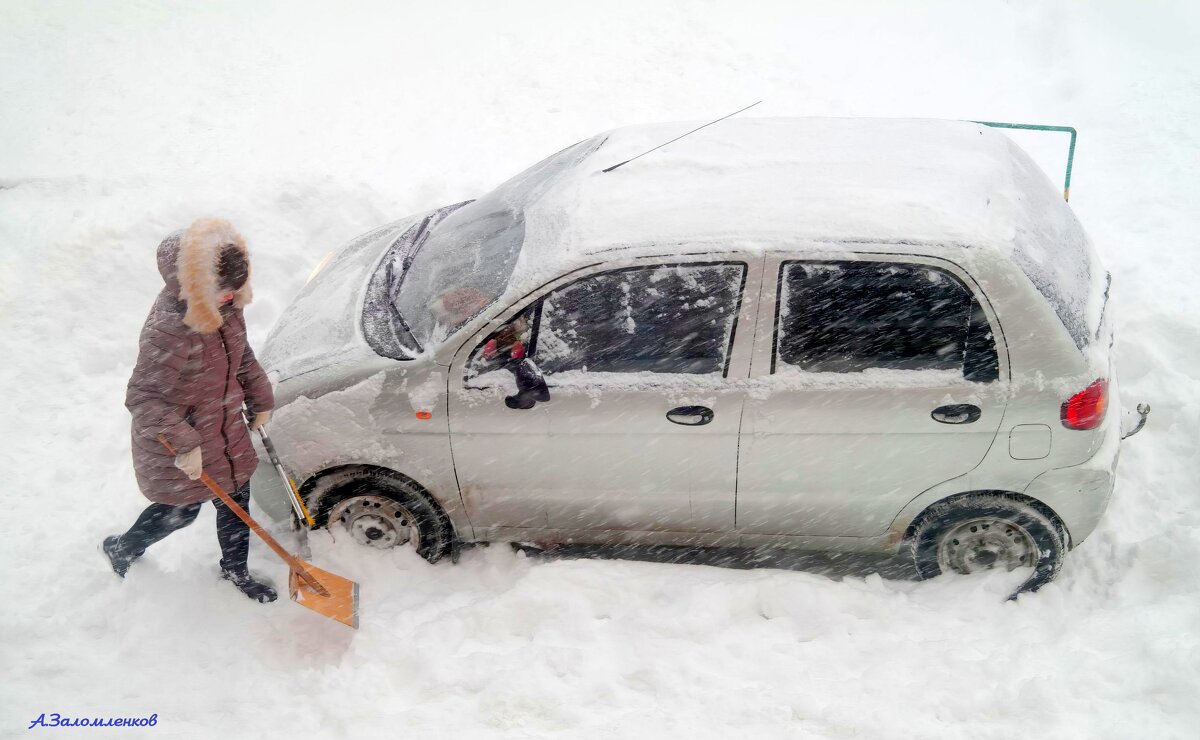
[{"left": 973, "top": 121, "right": 1077, "bottom": 201}]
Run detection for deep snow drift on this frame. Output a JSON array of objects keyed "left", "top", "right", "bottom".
[{"left": 2, "top": 1, "right": 1198, "bottom": 738}]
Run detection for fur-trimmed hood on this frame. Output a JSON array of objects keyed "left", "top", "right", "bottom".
[
  {"left": 156, "top": 218, "right": 254, "bottom": 334},
  {"left": 130, "top": 222, "right": 274, "bottom": 505}
]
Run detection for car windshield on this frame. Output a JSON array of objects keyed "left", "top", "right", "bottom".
[{"left": 390, "top": 136, "right": 604, "bottom": 352}]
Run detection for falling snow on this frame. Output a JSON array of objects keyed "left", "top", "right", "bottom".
[{"left": 1, "top": 2, "right": 1198, "bottom": 739}]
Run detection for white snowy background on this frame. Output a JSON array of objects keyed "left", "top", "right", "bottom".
[{"left": 2, "top": 1, "right": 1198, "bottom": 738}]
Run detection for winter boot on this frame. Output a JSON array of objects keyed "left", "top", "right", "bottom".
[
  {"left": 221, "top": 567, "right": 278, "bottom": 603},
  {"left": 101, "top": 535, "right": 139, "bottom": 578}
]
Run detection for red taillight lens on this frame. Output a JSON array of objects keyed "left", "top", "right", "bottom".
[{"left": 1061, "top": 379, "right": 1108, "bottom": 430}]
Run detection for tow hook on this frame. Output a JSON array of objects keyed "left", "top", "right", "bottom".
[{"left": 1122, "top": 403, "right": 1151, "bottom": 440}]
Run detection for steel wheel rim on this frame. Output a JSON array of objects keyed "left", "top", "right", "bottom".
[
  {"left": 328, "top": 494, "right": 417, "bottom": 550},
  {"left": 936, "top": 517, "right": 1037, "bottom": 575}
]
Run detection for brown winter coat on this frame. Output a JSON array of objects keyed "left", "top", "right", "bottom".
[{"left": 126, "top": 219, "right": 274, "bottom": 506}]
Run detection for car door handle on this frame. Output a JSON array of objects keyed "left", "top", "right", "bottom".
[
  {"left": 666, "top": 406, "right": 714, "bottom": 426},
  {"left": 931, "top": 404, "right": 982, "bottom": 424}
]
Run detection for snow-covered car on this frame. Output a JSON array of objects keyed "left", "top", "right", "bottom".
[{"left": 253, "top": 117, "right": 1142, "bottom": 590}]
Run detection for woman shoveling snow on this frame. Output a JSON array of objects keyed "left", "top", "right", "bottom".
[{"left": 101, "top": 218, "right": 278, "bottom": 603}]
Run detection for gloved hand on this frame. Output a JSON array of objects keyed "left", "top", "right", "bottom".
[
  {"left": 248, "top": 409, "right": 272, "bottom": 431},
  {"left": 174, "top": 446, "right": 203, "bottom": 480}
]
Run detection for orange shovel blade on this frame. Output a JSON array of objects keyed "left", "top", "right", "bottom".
[{"left": 289, "top": 561, "right": 360, "bottom": 629}]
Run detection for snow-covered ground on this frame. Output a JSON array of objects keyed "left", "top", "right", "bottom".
[{"left": 2, "top": 1, "right": 1198, "bottom": 737}]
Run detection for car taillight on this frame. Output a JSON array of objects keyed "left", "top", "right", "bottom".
[{"left": 1061, "top": 379, "right": 1108, "bottom": 430}]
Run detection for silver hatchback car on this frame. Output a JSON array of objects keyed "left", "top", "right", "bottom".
[{"left": 254, "top": 117, "right": 1142, "bottom": 590}]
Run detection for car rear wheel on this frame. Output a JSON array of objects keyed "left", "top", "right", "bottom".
[
  {"left": 911, "top": 494, "right": 1066, "bottom": 595},
  {"left": 317, "top": 472, "right": 453, "bottom": 563}
]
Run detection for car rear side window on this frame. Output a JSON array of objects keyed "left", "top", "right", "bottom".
[{"left": 775, "top": 261, "right": 998, "bottom": 382}]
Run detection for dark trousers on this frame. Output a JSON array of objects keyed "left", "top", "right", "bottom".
[{"left": 118, "top": 483, "right": 252, "bottom": 572}]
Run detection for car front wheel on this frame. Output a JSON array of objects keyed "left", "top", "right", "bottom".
[
  {"left": 911, "top": 494, "right": 1066, "bottom": 596},
  {"left": 317, "top": 471, "right": 454, "bottom": 563}
]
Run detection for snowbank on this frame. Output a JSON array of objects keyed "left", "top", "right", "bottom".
[{"left": 2, "top": 1, "right": 1198, "bottom": 738}]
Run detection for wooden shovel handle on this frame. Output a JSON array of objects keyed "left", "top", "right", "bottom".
[{"left": 159, "top": 436, "right": 329, "bottom": 597}]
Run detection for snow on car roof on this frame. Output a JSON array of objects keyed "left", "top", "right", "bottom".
[{"left": 515, "top": 117, "right": 1085, "bottom": 282}]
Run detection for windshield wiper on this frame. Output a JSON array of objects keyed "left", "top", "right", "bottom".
[
  {"left": 383, "top": 256, "right": 422, "bottom": 355},
  {"left": 381, "top": 215, "right": 438, "bottom": 355},
  {"left": 382, "top": 200, "right": 474, "bottom": 356},
  {"left": 386, "top": 201, "right": 470, "bottom": 301},
  {"left": 400, "top": 214, "right": 435, "bottom": 273},
  {"left": 386, "top": 215, "right": 434, "bottom": 300},
  {"left": 1095, "top": 270, "right": 1112, "bottom": 341}
]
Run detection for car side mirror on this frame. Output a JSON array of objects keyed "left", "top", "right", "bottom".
[{"left": 504, "top": 358, "right": 551, "bottom": 409}]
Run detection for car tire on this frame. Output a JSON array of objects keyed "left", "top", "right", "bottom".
[
  {"left": 910, "top": 494, "right": 1066, "bottom": 595},
  {"left": 316, "top": 471, "right": 454, "bottom": 564}
]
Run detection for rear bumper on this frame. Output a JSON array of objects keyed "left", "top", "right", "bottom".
[{"left": 1023, "top": 415, "right": 1121, "bottom": 547}]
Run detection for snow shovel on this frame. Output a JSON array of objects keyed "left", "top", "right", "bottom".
[
  {"left": 158, "top": 436, "right": 359, "bottom": 629},
  {"left": 245, "top": 413, "right": 314, "bottom": 560}
]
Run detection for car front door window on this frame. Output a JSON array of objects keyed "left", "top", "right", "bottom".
[{"left": 467, "top": 262, "right": 746, "bottom": 386}]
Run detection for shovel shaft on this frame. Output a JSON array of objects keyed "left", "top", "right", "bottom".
[
  {"left": 256, "top": 426, "right": 315, "bottom": 528},
  {"left": 158, "top": 436, "right": 329, "bottom": 597}
]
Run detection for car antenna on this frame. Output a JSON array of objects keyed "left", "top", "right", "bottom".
[{"left": 601, "top": 100, "right": 762, "bottom": 173}]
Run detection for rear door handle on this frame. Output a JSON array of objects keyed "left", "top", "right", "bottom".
[
  {"left": 931, "top": 404, "right": 982, "bottom": 424},
  {"left": 666, "top": 406, "right": 714, "bottom": 426}
]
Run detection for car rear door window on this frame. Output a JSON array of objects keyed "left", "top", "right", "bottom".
[{"left": 775, "top": 261, "right": 998, "bottom": 381}]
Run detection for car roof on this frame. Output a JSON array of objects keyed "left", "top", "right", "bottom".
[{"left": 511, "top": 116, "right": 1088, "bottom": 287}]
